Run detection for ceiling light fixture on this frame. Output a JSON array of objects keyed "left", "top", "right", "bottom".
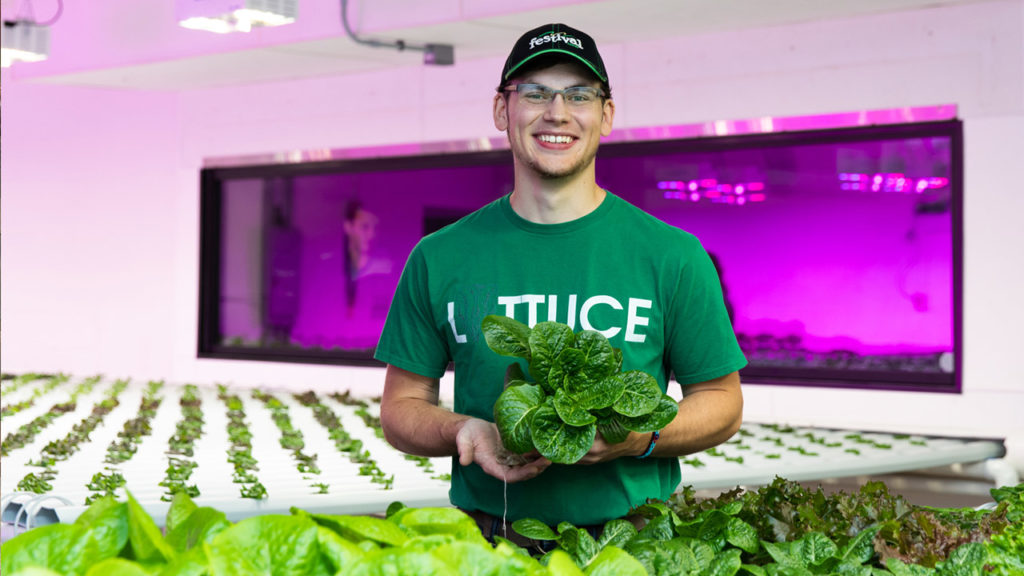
[
  {"left": 177, "top": 0, "right": 297, "bottom": 34},
  {"left": 339, "top": 0, "right": 454, "bottom": 66},
  {"left": 1, "top": 0, "right": 61, "bottom": 68}
]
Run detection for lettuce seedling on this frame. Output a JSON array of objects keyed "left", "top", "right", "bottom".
[{"left": 483, "top": 315, "right": 677, "bottom": 465}]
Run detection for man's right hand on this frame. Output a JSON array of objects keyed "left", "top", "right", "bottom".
[{"left": 455, "top": 419, "right": 551, "bottom": 483}]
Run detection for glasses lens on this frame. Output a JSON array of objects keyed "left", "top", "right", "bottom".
[
  {"left": 512, "top": 84, "right": 602, "bottom": 106},
  {"left": 564, "top": 87, "right": 599, "bottom": 104},
  {"left": 519, "top": 85, "right": 552, "bottom": 104}
]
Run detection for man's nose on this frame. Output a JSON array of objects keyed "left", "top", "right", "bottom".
[{"left": 544, "top": 93, "right": 570, "bottom": 121}]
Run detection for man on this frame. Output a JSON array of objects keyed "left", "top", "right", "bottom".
[{"left": 375, "top": 23, "right": 745, "bottom": 541}]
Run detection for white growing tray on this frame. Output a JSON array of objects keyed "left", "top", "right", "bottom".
[
  {"left": 1, "top": 377, "right": 452, "bottom": 528},
  {"left": 0, "top": 377, "right": 1010, "bottom": 531}
]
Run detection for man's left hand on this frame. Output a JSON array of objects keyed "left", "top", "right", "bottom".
[{"left": 575, "top": 431, "right": 647, "bottom": 465}]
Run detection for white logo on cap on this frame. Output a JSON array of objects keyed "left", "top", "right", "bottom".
[{"left": 528, "top": 32, "right": 583, "bottom": 51}]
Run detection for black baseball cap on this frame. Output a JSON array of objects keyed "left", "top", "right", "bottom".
[{"left": 500, "top": 23, "right": 608, "bottom": 86}]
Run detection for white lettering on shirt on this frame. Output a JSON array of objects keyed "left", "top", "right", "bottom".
[
  {"left": 472, "top": 293, "right": 651, "bottom": 344},
  {"left": 625, "top": 298, "right": 653, "bottom": 343},
  {"left": 497, "top": 295, "right": 522, "bottom": 318},
  {"left": 522, "top": 294, "right": 545, "bottom": 327},
  {"left": 580, "top": 295, "right": 623, "bottom": 339},
  {"left": 447, "top": 301, "right": 467, "bottom": 343}
]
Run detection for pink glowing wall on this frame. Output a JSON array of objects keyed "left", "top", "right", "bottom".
[{"left": 0, "top": 83, "right": 180, "bottom": 378}]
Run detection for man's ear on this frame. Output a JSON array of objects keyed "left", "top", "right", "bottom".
[
  {"left": 600, "top": 98, "right": 615, "bottom": 137},
  {"left": 493, "top": 93, "right": 509, "bottom": 131}
]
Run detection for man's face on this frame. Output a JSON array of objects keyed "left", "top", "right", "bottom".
[
  {"left": 493, "top": 62, "right": 614, "bottom": 181},
  {"left": 344, "top": 209, "right": 378, "bottom": 253}
]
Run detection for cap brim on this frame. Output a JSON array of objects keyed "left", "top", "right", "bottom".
[{"left": 504, "top": 49, "right": 607, "bottom": 83}]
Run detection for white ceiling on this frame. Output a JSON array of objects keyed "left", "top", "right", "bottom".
[{"left": 26, "top": 0, "right": 993, "bottom": 91}]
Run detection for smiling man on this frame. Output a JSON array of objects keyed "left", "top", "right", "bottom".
[{"left": 375, "top": 23, "right": 747, "bottom": 547}]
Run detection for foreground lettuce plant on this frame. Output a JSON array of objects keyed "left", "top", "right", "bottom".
[
  {"left": 0, "top": 492, "right": 624, "bottom": 575},
  {"left": 483, "top": 315, "right": 677, "bottom": 465},
  {"left": 2, "top": 480, "right": 1019, "bottom": 576}
]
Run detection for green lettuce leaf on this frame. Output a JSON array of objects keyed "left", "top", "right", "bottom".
[
  {"left": 556, "top": 348, "right": 586, "bottom": 374},
  {"left": 619, "top": 396, "right": 678, "bottom": 433},
  {"left": 530, "top": 401, "right": 596, "bottom": 464},
  {"left": 434, "top": 540, "right": 543, "bottom": 576},
  {"left": 156, "top": 546, "right": 210, "bottom": 576},
  {"left": 626, "top": 537, "right": 701, "bottom": 576},
  {"left": 511, "top": 518, "right": 559, "bottom": 541},
  {"left": 559, "top": 525, "right": 602, "bottom": 568},
  {"left": 574, "top": 331, "right": 616, "bottom": 382},
  {"left": 612, "top": 371, "right": 662, "bottom": 417},
  {"left": 725, "top": 516, "right": 760, "bottom": 554},
  {"left": 574, "top": 374, "right": 626, "bottom": 411},
  {"left": 583, "top": 545, "right": 647, "bottom": 575},
  {"left": 597, "top": 518, "right": 638, "bottom": 550},
  {"left": 596, "top": 417, "right": 630, "bottom": 444},
  {"left": 206, "top": 514, "right": 330, "bottom": 576},
  {"left": 0, "top": 523, "right": 100, "bottom": 576},
  {"left": 886, "top": 557, "right": 937, "bottom": 575},
  {"left": 126, "top": 492, "right": 176, "bottom": 565},
  {"left": 74, "top": 496, "right": 129, "bottom": 560},
  {"left": 547, "top": 549, "right": 587, "bottom": 575},
  {"left": 316, "top": 525, "right": 366, "bottom": 574},
  {"left": 708, "top": 548, "right": 743, "bottom": 576},
  {"left": 165, "top": 492, "right": 198, "bottom": 533},
  {"left": 348, "top": 548, "right": 457, "bottom": 576},
  {"left": 493, "top": 383, "right": 544, "bottom": 454},
  {"left": 482, "top": 315, "right": 532, "bottom": 360},
  {"left": 83, "top": 558, "right": 149, "bottom": 576},
  {"left": 528, "top": 321, "right": 575, "bottom": 389},
  {"left": 390, "top": 507, "right": 485, "bottom": 544},
  {"left": 165, "top": 506, "right": 230, "bottom": 553},
  {"left": 553, "top": 388, "right": 597, "bottom": 427},
  {"left": 799, "top": 532, "right": 839, "bottom": 566},
  {"left": 300, "top": 509, "right": 409, "bottom": 547},
  {"left": 6, "top": 568, "right": 64, "bottom": 576},
  {"left": 935, "top": 542, "right": 988, "bottom": 576}
]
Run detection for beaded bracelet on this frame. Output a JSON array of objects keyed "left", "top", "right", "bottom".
[{"left": 636, "top": 430, "right": 660, "bottom": 459}]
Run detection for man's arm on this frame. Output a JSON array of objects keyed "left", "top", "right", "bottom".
[
  {"left": 379, "top": 364, "right": 550, "bottom": 482},
  {"left": 579, "top": 370, "right": 743, "bottom": 463},
  {"left": 652, "top": 370, "right": 743, "bottom": 457}
]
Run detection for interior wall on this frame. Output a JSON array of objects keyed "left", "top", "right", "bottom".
[
  {"left": 3, "top": 1, "right": 1022, "bottom": 468},
  {"left": 0, "top": 84, "right": 180, "bottom": 382}
]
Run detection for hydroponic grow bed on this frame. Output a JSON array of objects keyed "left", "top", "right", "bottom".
[{"left": 0, "top": 375, "right": 1011, "bottom": 532}]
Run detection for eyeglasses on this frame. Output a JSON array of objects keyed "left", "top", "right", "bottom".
[{"left": 503, "top": 83, "right": 606, "bottom": 107}]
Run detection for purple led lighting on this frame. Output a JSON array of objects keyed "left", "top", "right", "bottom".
[
  {"left": 659, "top": 179, "right": 767, "bottom": 205},
  {"left": 838, "top": 173, "right": 949, "bottom": 194}
]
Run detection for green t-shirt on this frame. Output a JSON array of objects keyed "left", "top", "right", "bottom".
[{"left": 375, "top": 191, "right": 747, "bottom": 526}]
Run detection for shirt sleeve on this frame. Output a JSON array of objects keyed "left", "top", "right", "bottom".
[
  {"left": 374, "top": 243, "right": 450, "bottom": 379},
  {"left": 665, "top": 237, "right": 748, "bottom": 386}
]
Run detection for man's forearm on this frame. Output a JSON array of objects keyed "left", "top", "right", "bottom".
[
  {"left": 649, "top": 374, "right": 743, "bottom": 458},
  {"left": 379, "top": 396, "right": 472, "bottom": 457}
]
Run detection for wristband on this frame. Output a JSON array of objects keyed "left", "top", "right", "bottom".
[{"left": 636, "top": 430, "right": 660, "bottom": 459}]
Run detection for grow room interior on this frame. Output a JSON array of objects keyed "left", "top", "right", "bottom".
[{"left": 2, "top": 0, "right": 1023, "bottom": 548}]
